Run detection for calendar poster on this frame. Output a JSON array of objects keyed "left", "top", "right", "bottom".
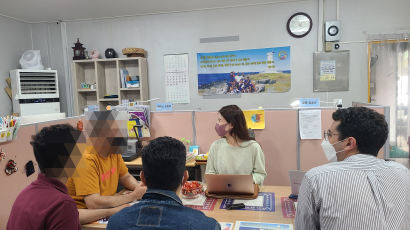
[{"left": 164, "top": 54, "right": 190, "bottom": 103}]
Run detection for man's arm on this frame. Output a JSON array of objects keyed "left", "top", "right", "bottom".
[
  {"left": 119, "top": 172, "right": 146, "bottom": 199},
  {"left": 78, "top": 204, "right": 129, "bottom": 224},
  {"left": 294, "top": 177, "right": 320, "bottom": 230},
  {"left": 119, "top": 172, "right": 140, "bottom": 190},
  {"left": 84, "top": 188, "right": 140, "bottom": 209}
]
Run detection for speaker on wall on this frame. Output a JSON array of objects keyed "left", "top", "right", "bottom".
[{"left": 325, "top": 21, "right": 341, "bottom": 42}]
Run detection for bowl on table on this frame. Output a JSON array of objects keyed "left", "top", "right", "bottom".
[{"left": 182, "top": 181, "right": 203, "bottom": 199}]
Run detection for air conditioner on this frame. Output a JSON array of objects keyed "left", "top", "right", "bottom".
[{"left": 10, "top": 69, "right": 60, "bottom": 116}]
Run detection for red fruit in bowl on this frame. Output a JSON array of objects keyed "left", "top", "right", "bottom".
[{"left": 182, "top": 181, "right": 203, "bottom": 198}]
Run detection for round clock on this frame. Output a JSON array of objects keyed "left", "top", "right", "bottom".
[{"left": 286, "top": 12, "right": 313, "bottom": 38}]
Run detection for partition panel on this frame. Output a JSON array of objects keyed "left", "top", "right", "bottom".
[
  {"left": 300, "top": 109, "right": 334, "bottom": 171},
  {"left": 257, "top": 110, "right": 298, "bottom": 186},
  {"left": 36, "top": 116, "right": 83, "bottom": 131},
  {"left": 300, "top": 107, "right": 387, "bottom": 172},
  {"left": 195, "top": 110, "right": 298, "bottom": 186},
  {"left": 150, "top": 112, "right": 194, "bottom": 141},
  {"left": 0, "top": 107, "right": 390, "bottom": 228},
  {"left": 194, "top": 111, "right": 219, "bottom": 155},
  {"left": 0, "top": 125, "right": 37, "bottom": 230}
]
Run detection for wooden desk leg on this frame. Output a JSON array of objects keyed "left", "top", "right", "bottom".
[{"left": 195, "top": 165, "right": 202, "bottom": 181}]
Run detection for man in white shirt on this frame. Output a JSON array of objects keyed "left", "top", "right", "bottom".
[{"left": 295, "top": 107, "right": 410, "bottom": 230}]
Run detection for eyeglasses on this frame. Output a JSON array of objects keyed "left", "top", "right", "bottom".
[{"left": 323, "top": 130, "right": 339, "bottom": 141}]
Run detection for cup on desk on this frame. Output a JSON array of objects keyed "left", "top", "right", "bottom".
[
  {"left": 0, "top": 129, "right": 7, "bottom": 142},
  {"left": 6, "top": 127, "right": 13, "bottom": 141}
]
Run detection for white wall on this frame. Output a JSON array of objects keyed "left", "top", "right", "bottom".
[
  {"left": 0, "top": 16, "right": 32, "bottom": 116},
  {"left": 30, "top": 23, "right": 68, "bottom": 114},
  {"left": 40, "top": 0, "right": 410, "bottom": 112}
]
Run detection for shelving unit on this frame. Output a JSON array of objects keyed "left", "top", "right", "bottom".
[{"left": 72, "top": 57, "right": 149, "bottom": 115}]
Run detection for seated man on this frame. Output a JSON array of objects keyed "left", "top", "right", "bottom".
[
  {"left": 295, "top": 107, "right": 410, "bottom": 230},
  {"left": 66, "top": 111, "right": 146, "bottom": 224},
  {"left": 107, "top": 136, "right": 221, "bottom": 230},
  {"left": 7, "top": 124, "right": 83, "bottom": 230}
]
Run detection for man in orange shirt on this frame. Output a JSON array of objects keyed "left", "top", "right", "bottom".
[{"left": 66, "top": 111, "right": 146, "bottom": 223}]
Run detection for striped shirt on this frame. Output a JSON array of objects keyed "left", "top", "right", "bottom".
[{"left": 294, "top": 154, "right": 410, "bottom": 230}]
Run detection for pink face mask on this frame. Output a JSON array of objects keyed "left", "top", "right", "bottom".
[{"left": 215, "top": 123, "right": 228, "bottom": 137}]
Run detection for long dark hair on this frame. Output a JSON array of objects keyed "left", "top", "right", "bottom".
[{"left": 219, "top": 105, "right": 253, "bottom": 141}]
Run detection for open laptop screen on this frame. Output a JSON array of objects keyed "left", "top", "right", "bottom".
[
  {"left": 288, "top": 170, "right": 306, "bottom": 195},
  {"left": 205, "top": 174, "right": 254, "bottom": 195}
]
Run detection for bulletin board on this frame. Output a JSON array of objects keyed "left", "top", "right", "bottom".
[{"left": 313, "top": 51, "right": 349, "bottom": 92}]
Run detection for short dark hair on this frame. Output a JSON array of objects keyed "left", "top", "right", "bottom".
[
  {"left": 31, "top": 124, "right": 82, "bottom": 176},
  {"left": 219, "top": 105, "right": 253, "bottom": 141},
  {"left": 332, "top": 107, "right": 388, "bottom": 156},
  {"left": 142, "top": 136, "right": 186, "bottom": 191}
]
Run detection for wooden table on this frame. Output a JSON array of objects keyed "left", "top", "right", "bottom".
[
  {"left": 125, "top": 157, "right": 201, "bottom": 180},
  {"left": 82, "top": 186, "right": 294, "bottom": 229},
  {"left": 125, "top": 157, "right": 197, "bottom": 168}
]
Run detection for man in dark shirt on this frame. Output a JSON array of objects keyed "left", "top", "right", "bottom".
[
  {"left": 7, "top": 124, "right": 84, "bottom": 230},
  {"left": 107, "top": 136, "right": 220, "bottom": 230}
]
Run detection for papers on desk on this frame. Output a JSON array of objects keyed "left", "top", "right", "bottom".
[
  {"left": 234, "top": 221, "right": 293, "bottom": 230},
  {"left": 129, "top": 200, "right": 139, "bottom": 206},
  {"left": 233, "top": 195, "right": 264, "bottom": 207},
  {"left": 298, "top": 109, "right": 322, "bottom": 139},
  {"left": 220, "top": 192, "right": 275, "bottom": 212},
  {"left": 182, "top": 194, "right": 218, "bottom": 211},
  {"left": 182, "top": 194, "right": 207, "bottom": 206},
  {"left": 97, "top": 218, "right": 109, "bottom": 224},
  {"left": 281, "top": 197, "right": 296, "bottom": 218},
  {"left": 96, "top": 201, "right": 139, "bottom": 225},
  {"left": 220, "top": 222, "right": 234, "bottom": 230}
]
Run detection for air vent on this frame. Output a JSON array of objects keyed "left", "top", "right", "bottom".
[{"left": 19, "top": 72, "right": 57, "bottom": 94}]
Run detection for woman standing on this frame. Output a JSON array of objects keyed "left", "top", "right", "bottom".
[{"left": 205, "top": 105, "right": 266, "bottom": 185}]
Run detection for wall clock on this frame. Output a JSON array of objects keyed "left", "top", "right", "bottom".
[{"left": 286, "top": 12, "right": 313, "bottom": 38}]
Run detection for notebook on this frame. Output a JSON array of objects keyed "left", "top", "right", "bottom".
[
  {"left": 205, "top": 174, "right": 254, "bottom": 195},
  {"left": 288, "top": 170, "right": 306, "bottom": 195}
]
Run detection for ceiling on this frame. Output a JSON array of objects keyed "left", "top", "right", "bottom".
[{"left": 0, "top": 0, "right": 297, "bottom": 23}]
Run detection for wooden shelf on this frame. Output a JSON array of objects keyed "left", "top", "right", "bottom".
[
  {"left": 99, "top": 98, "right": 119, "bottom": 102},
  {"left": 72, "top": 58, "right": 148, "bottom": 114},
  {"left": 77, "top": 89, "right": 96, "bottom": 92},
  {"left": 120, "top": 88, "right": 140, "bottom": 91}
]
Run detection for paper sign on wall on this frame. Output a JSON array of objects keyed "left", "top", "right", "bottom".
[
  {"left": 320, "top": 60, "right": 336, "bottom": 81},
  {"left": 156, "top": 103, "right": 173, "bottom": 111},
  {"left": 243, "top": 109, "right": 265, "bottom": 129},
  {"left": 299, "top": 98, "right": 320, "bottom": 108},
  {"left": 298, "top": 109, "right": 322, "bottom": 139}
]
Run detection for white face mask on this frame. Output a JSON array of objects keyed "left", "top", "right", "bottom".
[{"left": 321, "top": 139, "right": 345, "bottom": 162}]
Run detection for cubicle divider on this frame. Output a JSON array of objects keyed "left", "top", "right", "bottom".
[
  {"left": 254, "top": 110, "right": 298, "bottom": 186},
  {"left": 299, "top": 107, "right": 387, "bottom": 171},
  {"left": 150, "top": 111, "right": 194, "bottom": 142},
  {"left": 299, "top": 109, "right": 335, "bottom": 171},
  {"left": 0, "top": 124, "right": 37, "bottom": 228},
  {"left": 0, "top": 106, "right": 389, "bottom": 229},
  {"left": 0, "top": 116, "right": 83, "bottom": 230},
  {"left": 193, "top": 109, "right": 298, "bottom": 186}
]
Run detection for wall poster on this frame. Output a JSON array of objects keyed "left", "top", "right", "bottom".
[{"left": 197, "top": 47, "right": 291, "bottom": 96}]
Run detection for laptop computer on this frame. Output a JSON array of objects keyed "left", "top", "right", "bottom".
[
  {"left": 205, "top": 174, "right": 254, "bottom": 195},
  {"left": 288, "top": 170, "right": 306, "bottom": 195}
]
